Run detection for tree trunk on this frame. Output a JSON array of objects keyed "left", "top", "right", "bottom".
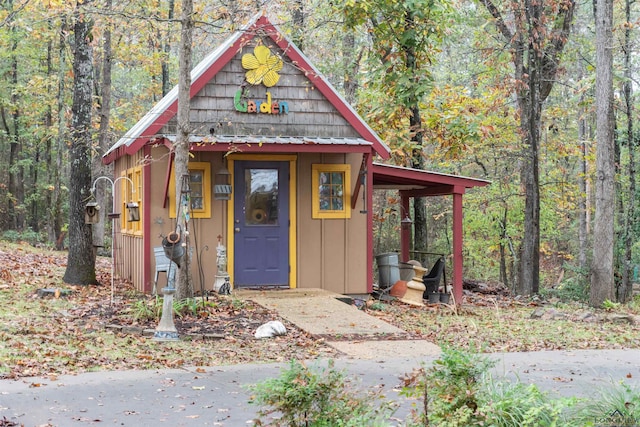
[
  {"left": 63, "top": 3, "right": 97, "bottom": 286},
  {"left": 8, "top": 15, "right": 25, "bottom": 231},
  {"left": 52, "top": 17, "right": 67, "bottom": 250},
  {"left": 45, "top": 25, "right": 54, "bottom": 242},
  {"left": 517, "top": 36, "right": 541, "bottom": 296},
  {"left": 173, "top": 0, "right": 194, "bottom": 300},
  {"left": 93, "top": 0, "right": 114, "bottom": 254},
  {"left": 577, "top": 65, "right": 589, "bottom": 271},
  {"left": 619, "top": 0, "right": 635, "bottom": 302},
  {"left": 162, "top": 0, "right": 175, "bottom": 97},
  {"left": 404, "top": 9, "right": 427, "bottom": 255},
  {"left": 590, "top": 0, "right": 615, "bottom": 307},
  {"left": 341, "top": 32, "right": 359, "bottom": 105},
  {"left": 480, "top": 0, "right": 575, "bottom": 296},
  {"left": 291, "top": 0, "right": 304, "bottom": 52}
]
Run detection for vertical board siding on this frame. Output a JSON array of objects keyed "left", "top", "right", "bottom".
[
  {"left": 117, "top": 148, "right": 369, "bottom": 294},
  {"left": 296, "top": 153, "right": 368, "bottom": 294}
]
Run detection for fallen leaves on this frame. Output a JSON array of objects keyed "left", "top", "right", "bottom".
[
  {"left": 0, "top": 242, "right": 335, "bottom": 380},
  {"left": 376, "top": 291, "right": 640, "bottom": 353},
  {"left": 1, "top": 242, "right": 639, "bottom": 381}
]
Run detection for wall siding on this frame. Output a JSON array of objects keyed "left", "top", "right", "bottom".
[
  {"left": 161, "top": 36, "right": 360, "bottom": 139},
  {"left": 296, "top": 153, "right": 368, "bottom": 294}
]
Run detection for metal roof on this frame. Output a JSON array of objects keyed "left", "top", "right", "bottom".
[
  {"left": 161, "top": 135, "right": 374, "bottom": 147},
  {"left": 372, "top": 162, "right": 490, "bottom": 192}
]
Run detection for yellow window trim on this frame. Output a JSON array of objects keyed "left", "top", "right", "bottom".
[
  {"left": 121, "top": 166, "right": 143, "bottom": 235},
  {"left": 168, "top": 161, "right": 212, "bottom": 219},
  {"left": 312, "top": 163, "right": 351, "bottom": 219}
]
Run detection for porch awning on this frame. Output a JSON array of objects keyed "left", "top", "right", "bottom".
[
  {"left": 370, "top": 162, "right": 490, "bottom": 305},
  {"left": 372, "top": 162, "right": 490, "bottom": 194}
]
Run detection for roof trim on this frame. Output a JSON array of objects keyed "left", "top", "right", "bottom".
[{"left": 104, "top": 14, "right": 390, "bottom": 165}]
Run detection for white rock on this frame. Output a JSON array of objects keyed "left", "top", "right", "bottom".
[{"left": 254, "top": 320, "right": 287, "bottom": 338}]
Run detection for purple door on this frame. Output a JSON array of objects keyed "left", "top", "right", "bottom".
[{"left": 233, "top": 161, "right": 289, "bottom": 287}]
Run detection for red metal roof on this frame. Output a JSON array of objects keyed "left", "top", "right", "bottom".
[{"left": 372, "top": 163, "right": 490, "bottom": 195}]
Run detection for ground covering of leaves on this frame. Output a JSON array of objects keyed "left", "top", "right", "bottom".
[
  {"left": 1, "top": 242, "right": 639, "bottom": 381},
  {"left": 375, "top": 286, "right": 640, "bottom": 352},
  {"left": 0, "top": 243, "right": 336, "bottom": 380}
]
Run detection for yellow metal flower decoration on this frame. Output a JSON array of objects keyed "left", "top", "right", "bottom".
[{"left": 241, "top": 45, "right": 283, "bottom": 87}]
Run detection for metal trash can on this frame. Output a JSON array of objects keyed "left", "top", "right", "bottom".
[
  {"left": 376, "top": 252, "right": 400, "bottom": 289},
  {"left": 399, "top": 262, "right": 416, "bottom": 281}
]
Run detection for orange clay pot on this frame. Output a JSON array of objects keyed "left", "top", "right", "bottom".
[{"left": 389, "top": 280, "right": 408, "bottom": 298}]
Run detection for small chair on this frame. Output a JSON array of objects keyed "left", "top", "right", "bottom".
[
  {"left": 422, "top": 257, "right": 445, "bottom": 299},
  {"left": 153, "top": 246, "right": 172, "bottom": 294}
]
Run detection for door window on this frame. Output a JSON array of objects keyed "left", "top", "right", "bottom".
[{"left": 244, "top": 168, "right": 279, "bottom": 225}]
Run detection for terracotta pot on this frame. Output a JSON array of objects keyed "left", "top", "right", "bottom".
[{"left": 389, "top": 280, "right": 408, "bottom": 298}]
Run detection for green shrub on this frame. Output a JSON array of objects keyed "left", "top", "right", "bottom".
[
  {"left": 402, "top": 347, "right": 495, "bottom": 426},
  {"left": 402, "top": 347, "right": 577, "bottom": 426},
  {"left": 126, "top": 298, "right": 161, "bottom": 322},
  {"left": 540, "top": 277, "right": 589, "bottom": 302},
  {"left": 482, "top": 379, "right": 577, "bottom": 426},
  {"left": 540, "top": 264, "right": 589, "bottom": 302},
  {"left": 571, "top": 382, "right": 640, "bottom": 426},
  {"left": 1, "top": 228, "right": 44, "bottom": 246},
  {"left": 2, "top": 230, "right": 20, "bottom": 243},
  {"left": 248, "top": 359, "right": 395, "bottom": 426}
]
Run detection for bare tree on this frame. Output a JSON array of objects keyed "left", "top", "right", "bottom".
[
  {"left": 92, "top": 0, "right": 114, "bottom": 253},
  {"left": 63, "top": 0, "right": 97, "bottom": 285},
  {"left": 173, "top": 0, "right": 194, "bottom": 300},
  {"left": 617, "top": 0, "right": 636, "bottom": 303},
  {"left": 590, "top": 0, "right": 615, "bottom": 306},
  {"left": 480, "top": 0, "right": 576, "bottom": 295}
]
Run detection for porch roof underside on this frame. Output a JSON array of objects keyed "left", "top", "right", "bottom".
[{"left": 372, "top": 163, "right": 490, "bottom": 196}]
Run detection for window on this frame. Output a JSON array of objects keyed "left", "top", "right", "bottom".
[
  {"left": 312, "top": 164, "right": 351, "bottom": 219},
  {"left": 121, "top": 166, "right": 143, "bottom": 235},
  {"left": 169, "top": 162, "right": 212, "bottom": 218}
]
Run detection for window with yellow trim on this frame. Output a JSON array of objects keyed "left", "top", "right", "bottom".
[
  {"left": 312, "top": 164, "right": 351, "bottom": 219},
  {"left": 121, "top": 167, "right": 143, "bottom": 235},
  {"left": 169, "top": 162, "right": 212, "bottom": 218}
]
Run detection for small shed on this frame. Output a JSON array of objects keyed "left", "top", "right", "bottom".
[{"left": 103, "top": 14, "right": 488, "bottom": 301}]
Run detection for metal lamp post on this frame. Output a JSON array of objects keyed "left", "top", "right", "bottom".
[{"left": 89, "top": 176, "right": 136, "bottom": 305}]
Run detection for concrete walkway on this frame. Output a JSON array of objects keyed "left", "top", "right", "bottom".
[{"left": 237, "top": 288, "right": 442, "bottom": 359}]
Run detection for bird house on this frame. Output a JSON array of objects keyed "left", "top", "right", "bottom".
[{"left": 84, "top": 202, "right": 100, "bottom": 224}]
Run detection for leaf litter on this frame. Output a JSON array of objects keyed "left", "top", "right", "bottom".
[
  {"left": 1, "top": 242, "right": 639, "bottom": 380},
  {"left": 0, "top": 243, "right": 336, "bottom": 380}
]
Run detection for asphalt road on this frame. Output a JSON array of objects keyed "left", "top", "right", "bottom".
[{"left": 1, "top": 349, "right": 638, "bottom": 426}]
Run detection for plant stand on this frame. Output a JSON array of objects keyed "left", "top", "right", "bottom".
[{"left": 400, "top": 265, "right": 427, "bottom": 306}]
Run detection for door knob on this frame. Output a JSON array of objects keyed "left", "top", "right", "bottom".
[{"left": 234, "top": 227, "right": 240, "bottom": 233}]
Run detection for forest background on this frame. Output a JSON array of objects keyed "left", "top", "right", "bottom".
[{"left": 0, "top": 0, "right": 633, "bottom": 305}]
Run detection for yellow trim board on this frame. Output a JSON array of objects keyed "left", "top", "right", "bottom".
[{"left": 227, "top": 154, "right": 297, "bottom": 289}]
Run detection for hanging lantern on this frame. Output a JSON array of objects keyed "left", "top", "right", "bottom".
[
  {"left": 84, "top": 202, "right": 100, "bottom": 224},
  {"left": 127, "top": 202, "right": 140, "bottom": 222}
]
